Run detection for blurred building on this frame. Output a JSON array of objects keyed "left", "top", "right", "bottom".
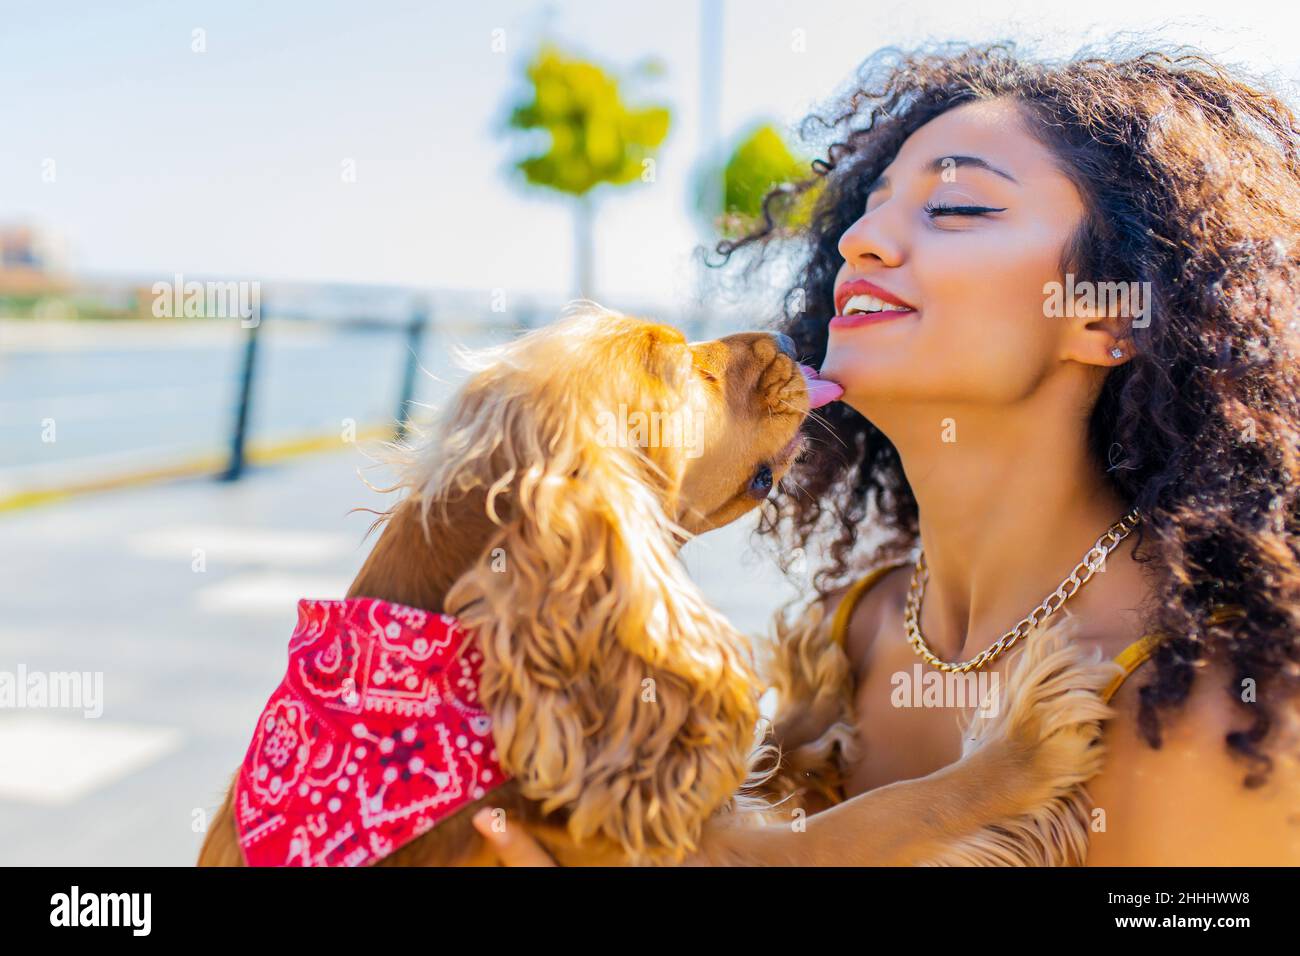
[{"left": 0, "top": 224, "right": 70, "bottom": 296}]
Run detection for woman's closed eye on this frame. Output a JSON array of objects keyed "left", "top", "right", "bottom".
[{"left": 923, "top": 201, "right": 1008, "bottom": 218}]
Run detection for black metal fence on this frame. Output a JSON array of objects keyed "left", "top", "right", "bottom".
[{"left": 217, "top": 301, "right": 557, "bottom": 482}]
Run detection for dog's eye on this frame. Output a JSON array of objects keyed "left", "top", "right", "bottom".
[
  {"left": 697, "top": 366, "right": 720, "bottom": 385},
  {"left": 747, "top": 465, "right": 773, "bottom": 499}
]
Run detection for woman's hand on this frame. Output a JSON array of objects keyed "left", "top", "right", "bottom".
[{"left": 472, "top": 808, "right": 559, "bottom": 866}]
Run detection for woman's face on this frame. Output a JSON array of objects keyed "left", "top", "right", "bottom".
[{"left": 820, "top": 97, "right": 1089, "bottom": 409}]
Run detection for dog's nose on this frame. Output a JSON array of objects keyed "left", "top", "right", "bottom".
[{"left": 772, "top": 332, "right": 798, "bottom": 360}]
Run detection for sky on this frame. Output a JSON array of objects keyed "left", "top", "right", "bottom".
[{"left": 3, "top": 0, "right": 1298, "bottom": 312}]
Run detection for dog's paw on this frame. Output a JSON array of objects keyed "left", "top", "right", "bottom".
[
  {"left": 962, "top": 615, "right": 1122, "bottom": 813},
  {"left": 914, "top": 619, "right": 1123, "bottom": 865}
]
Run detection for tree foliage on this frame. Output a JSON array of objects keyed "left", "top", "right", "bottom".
[{"left": 507, "top": 44, "right": 671, "bottom": 197}]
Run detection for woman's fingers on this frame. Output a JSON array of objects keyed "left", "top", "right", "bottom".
[{"left": 472, "top": 808, "right": 559, "bottom": 866}]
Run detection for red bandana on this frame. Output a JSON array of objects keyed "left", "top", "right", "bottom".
[{"left": 233, "top": 597, "right": 510, "bottom": 867}]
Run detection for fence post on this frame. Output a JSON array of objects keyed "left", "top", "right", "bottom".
[
  {"left": 395, "top": 301, "right": 429, "bottom": 442},
  {"left": 221, "top": 304, "right": 263, "bottom": 482}
]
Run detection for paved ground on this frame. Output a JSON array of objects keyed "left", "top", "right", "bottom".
[{"left": 0, "top": 448, "right": 802, "bottom": 865}]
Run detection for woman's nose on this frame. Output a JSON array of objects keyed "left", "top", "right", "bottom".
[{"left": 838, "top": 205, "right": 903, "bottom": 266}]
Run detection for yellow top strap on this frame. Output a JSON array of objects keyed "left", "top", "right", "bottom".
[
  {"left": 1100, "top": 603, "right": 1246, "bottom": 704},
  {"left": 829, "top": 561, "right": 910, "bottom": 647},
  {"left": 1100, "top": 633, "right": 1161, "bottom": 704}
]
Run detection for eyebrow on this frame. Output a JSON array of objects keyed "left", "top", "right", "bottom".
[{"left": 865, "top": 154, "right": 1020, "bottom": 196}]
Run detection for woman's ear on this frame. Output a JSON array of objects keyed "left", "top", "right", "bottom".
[
  {"left": 1056, "top": 280, "right": 1147, "bottom": 368},
  {"left": 445, "top": 433, "right": 761, "bottom": 862}
]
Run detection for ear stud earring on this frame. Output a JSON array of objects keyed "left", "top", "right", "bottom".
[{"left": 1110, "top": 347, "right": 1124, "bottom": 359}]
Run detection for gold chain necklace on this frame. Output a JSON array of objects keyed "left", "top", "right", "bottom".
[{"left": 903, "top": 508, "right": 1142, "bottom": 673}]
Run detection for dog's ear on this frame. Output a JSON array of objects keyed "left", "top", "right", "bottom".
[{"left": 442, "top": 334, "right": 760, "bottom": 862}]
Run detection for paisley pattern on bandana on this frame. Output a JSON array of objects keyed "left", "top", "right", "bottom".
[{"left": 234, "top": 597, "right": 509, "bottom": 867}]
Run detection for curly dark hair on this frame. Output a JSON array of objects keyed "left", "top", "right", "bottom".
[{"left": 715, "top": 40, "right": 1300, "bottom": 786}]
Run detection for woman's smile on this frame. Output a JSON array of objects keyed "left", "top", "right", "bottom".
[
  {"left": 833, "top": 277, "right": 917, "bottom": 315},
  {"left": 828, "top": 275, "right": 920, "bottom": 332}
]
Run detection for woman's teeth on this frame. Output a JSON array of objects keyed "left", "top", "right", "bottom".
[{"left": 843, "top": 293, "right": 914, "bottom": 315}]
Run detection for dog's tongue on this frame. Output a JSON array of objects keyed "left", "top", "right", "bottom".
[{"left": 799, "top": 364, "right": 844, "bottom": 409}]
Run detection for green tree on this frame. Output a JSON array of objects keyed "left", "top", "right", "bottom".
[
  {"left": 695, "top": 122, "right": 820, "bottom": 240},
  {"left": 505, "top": 45, "right": 671, "bottom": 299}
]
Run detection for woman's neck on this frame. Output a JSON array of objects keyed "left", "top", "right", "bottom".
[{"left": 865, "top": 386, "right": 1136, "bottom": 663}]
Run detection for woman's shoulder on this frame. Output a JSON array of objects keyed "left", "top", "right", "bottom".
[{"left": 1087, "top": 653, "right": 1300, "bottom": 864}]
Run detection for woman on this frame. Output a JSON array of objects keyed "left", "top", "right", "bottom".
[{"left": 479, "top": 41, "right": 1300, "bottom": 865}]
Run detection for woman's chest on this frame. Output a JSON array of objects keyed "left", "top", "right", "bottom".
[{"left": 841, "top": 627, "right": 1022, "bottom": 796}]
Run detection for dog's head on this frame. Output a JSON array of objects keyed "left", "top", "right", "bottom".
[
  {"left": 410, "top": 302, "right": 812, "bottom": 535},
  {"left": 401, "top": 302, "right": 814, "bottom": 861}
]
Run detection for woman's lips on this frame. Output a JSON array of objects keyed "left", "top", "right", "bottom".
[
  {"left": 828, "top": 309, "right": 916, "bottom": 330},
  {"left": 834, "top": 278, "right": 915, "bottom": 314},
  {"left": 798, "top": 363, "right": 843, "bottom": 409}
]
